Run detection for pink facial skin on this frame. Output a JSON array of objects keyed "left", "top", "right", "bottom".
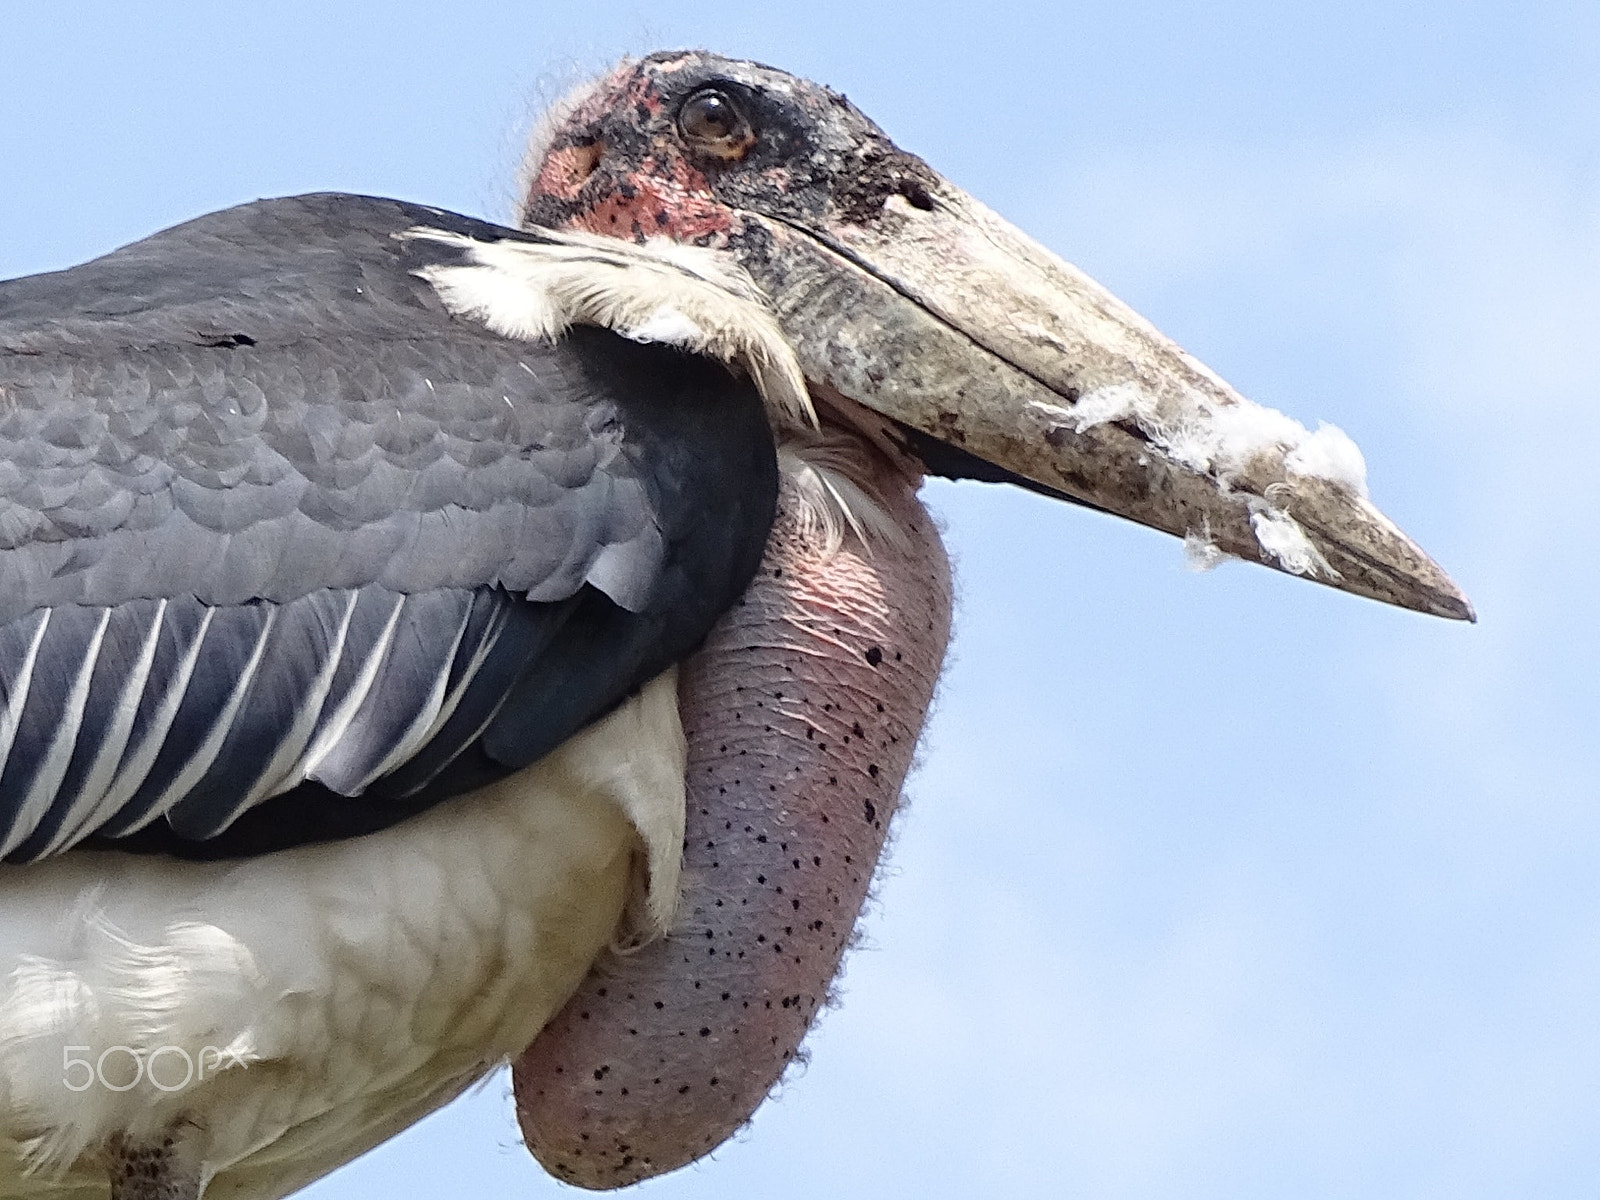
[{"left": 513, "top": 442, "right": 951, "bottom": 1188}]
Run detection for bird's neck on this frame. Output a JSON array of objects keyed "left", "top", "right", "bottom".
[{"left": 514, "top": 425, "right": 953, "bottom": 1184}]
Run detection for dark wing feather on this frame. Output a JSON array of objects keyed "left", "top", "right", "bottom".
[
  {"left": 0, "top": 194, "right": 779, "bottom": 862},
  {"left": 304, "top": 588, "right": 477, "bottom": 795}
]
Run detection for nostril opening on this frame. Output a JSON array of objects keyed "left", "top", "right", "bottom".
[{"left": 893, "top": 179, "right": 935, "bottom": 211}]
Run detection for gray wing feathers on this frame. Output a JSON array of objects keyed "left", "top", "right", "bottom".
[
  {"left": 0, "top": 586, "right": 522, "bottom": 860},
  {"left": 2, "top": 607, "right": 112, "bottom": 858},
  {"left": 85, "top": 602, "right": 216, "bottom": 841},
  {"left": 164, "top": 593, "right": 348, "bottom": 838},
  {"left": 114, "top": 603, "right": 279, "bottom": 838},
  {"left": 0, "top": 340, "right": 663, "bottom": 627},
  {"left": 0, "top": 195, "right": 728, "bottom": 858},
  {"left": 34, "top": 599, "right": 168, "bottom": 856},
  {"left": 0, "top": 612, "right": 51, "bottom": 797},
  {"left": 305, "top": 589, "right": 471, "bottom": 794},
  {"left": 297, "top": 589, "right": 410, "bottom": 792}
]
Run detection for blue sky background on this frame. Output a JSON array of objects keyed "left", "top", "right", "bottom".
[{"left": 4, "top": 3, "right": 1597, "bottom": 1197}]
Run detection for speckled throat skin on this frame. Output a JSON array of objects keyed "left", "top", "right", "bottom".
[{"left": 514, "top": 440, "right": 951, "bottom": 1186}]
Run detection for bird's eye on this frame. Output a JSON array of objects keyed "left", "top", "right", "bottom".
[{"left": 677, "top": 88, "right": 756, "bottom": 160}]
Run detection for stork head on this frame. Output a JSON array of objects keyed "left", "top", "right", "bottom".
[
  {"left": 519, "top": 49, "right": 1470, "bottom": 620},
  {"left": 519, "top": 49, "right": 944, "bottom": 248}
]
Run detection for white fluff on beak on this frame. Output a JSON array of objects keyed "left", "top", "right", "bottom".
[
  {"left": 1249, "top": 505, "right": 1339, "bottom": 579},
  {"left": 1032, "top": 381, "right": 1369, "bottom": 575},
  {"left": 1051, "top": 383, "right": 1370, "bottom": 497}
]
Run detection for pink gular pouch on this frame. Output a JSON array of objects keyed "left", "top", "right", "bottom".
[{"left": 517, "top": 445, "right": 950, "bottom": 1186}]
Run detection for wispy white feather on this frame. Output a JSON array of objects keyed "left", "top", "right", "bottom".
[
  {"left": 402, "top": 225, "right": 815, "bottom": 433},
  {"left": 779, "top": 433, "right": 910, "bottom": 557}
]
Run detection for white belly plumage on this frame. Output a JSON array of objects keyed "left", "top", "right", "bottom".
[{"left": 0, "top": 671, "right": 687, "bottom": 1200}]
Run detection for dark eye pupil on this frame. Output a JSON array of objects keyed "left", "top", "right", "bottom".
[
  {"left": 677, "top": 87, "right": 756, "bottom": 160},
  {"left": 685, "top": 93, "right": 734, "bottom": 139}
]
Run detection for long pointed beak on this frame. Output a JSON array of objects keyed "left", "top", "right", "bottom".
[{"left": 730, "top": 183, "right": 1473, "bottom": 622}]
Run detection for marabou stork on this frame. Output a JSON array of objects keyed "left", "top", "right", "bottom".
[{"left": 0, "top": 50, "right": 1469, "bottom": 1200}]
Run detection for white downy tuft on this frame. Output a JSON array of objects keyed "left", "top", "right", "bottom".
[
  {"left": 402, "top": 225, "right": 815, "bottom": 433},
  {"left": 622, "top": 307, "right": 710, "bottom": 347},
  {"left": 1182, "top": 521, "right": 1231, "bottom": 572},
  {"left": 1284, "top": 422, "right": 1369, "bottom": 496},
  {"left": 1249, "top": 506, "right": 1340, "bottom": 579},
  {"left": 1061, "top": 383, "right": 1369, "bottom": 497},
  {"left": 778, "top": 435, "right": 911, "bottom": 558}
]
